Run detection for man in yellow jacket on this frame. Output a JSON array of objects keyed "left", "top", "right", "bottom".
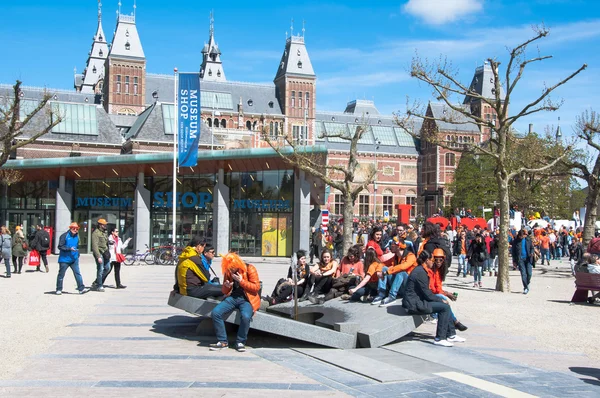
[{"left": 175, "top": 237, "right": 222, "bottom": 299}]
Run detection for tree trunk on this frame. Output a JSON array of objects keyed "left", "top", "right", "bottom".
[
  {"left": 495, "top": 176, "right": 511, "bottom": 292},
  {"left": 582, "top": 177, "right": 600, "bottom": 248},
  {"left": 342, "top": 192, "right": 356, "bottom": 255}
]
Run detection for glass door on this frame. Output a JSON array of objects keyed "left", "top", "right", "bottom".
[{"left": 7, "top": 210, "right": 45, "bottom": 240}]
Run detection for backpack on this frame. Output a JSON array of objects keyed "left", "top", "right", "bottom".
[{"left": 39, "top": 231, "right": 50, "bottom": 250}]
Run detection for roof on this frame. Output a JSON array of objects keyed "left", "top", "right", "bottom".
[
  {"left": 144, "top": 74, "right": 283, "bottom": 116},
  {"left": 109, "top": 13, "right": 145, "bottom": 59},
  {"left": 427, "top": 103, "right": 480, "bottom": 133},
  {"left": 344, "top": 100, "right": 380, "bottom": 116},
  {"left": 464, "top": 62, "right": 503, "bottom": 104},
  {"left": 274, "top": 36, "right": 315, "bottom": 80}
]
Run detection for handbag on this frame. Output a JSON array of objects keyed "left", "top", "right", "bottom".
[
  {"left": 28, "top": 250, "right": 40, "bottom": 266},
  {"left": 116, "top": 253, "right": 126, "bottom": 263}
]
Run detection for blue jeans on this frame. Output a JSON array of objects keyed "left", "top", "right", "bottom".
[
  {"left": 3, "top": 257, "right": 10, "bottom": 276},
  {"left": 432, "top": 294, "right": 457, "bottom": 322},
  {"left": 350, "top": 283, "right": 384, "bottom": 302},
  {"left": 56, "top": 260, "right": 85, "bottom": 292},
  {"left": 540, "top": 248, "right": 550, "bottom": 265},
  {"left": 458, "top": 254, "right": 467, "bottom": 276},
  {"left": 211, "top": 296, "right": 254, "bottom": 345},
  {"left": 556, "top": 246, "right": 562, "bottom": 258},
  {"left": 518, "top": 257, "right": 532, "bottom": 290},
  {"left": 95, "top": 257, "right": 110, "bottom": 287},
  {"left": 473, "top": 265, "right": 482, "bottom": 282},
  {"left": 382, "top": 270, "right": 408, "bottom": 300}
]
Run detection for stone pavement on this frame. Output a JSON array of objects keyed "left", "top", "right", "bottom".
[{"left": 0, "top": 257, "right": 599, "bottom": 397}]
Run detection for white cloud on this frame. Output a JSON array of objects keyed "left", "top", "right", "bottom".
[{"left": 403, "top": 0, "right": 483, "bottom": 25}]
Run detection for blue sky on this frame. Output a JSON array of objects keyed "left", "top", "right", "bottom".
[{"left": 1, "top": 0, "right": 598, "bottom": 136}]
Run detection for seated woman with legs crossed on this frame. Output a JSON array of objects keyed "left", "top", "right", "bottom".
[
  {"left": 402, "top": 250, "right": 466, "bottom": 347},
  {"left": 429, "top": 248, "right": 468, "bottom": 332}
]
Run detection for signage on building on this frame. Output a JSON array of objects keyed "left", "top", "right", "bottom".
[
  {"left": 177, "top": 72, "right": 201, "bottom": 167},
  {"left": 233, "top": 199, "right": 291, "bottom": 211},
  {"left": 153, "top": 191, "right": 212, "bottom": 208},
  {"left": 76, "top": 197, "right": 133, "bottom": 208},
  {"left": 322, "top": 209, "right": 329, "bottom": 232}
]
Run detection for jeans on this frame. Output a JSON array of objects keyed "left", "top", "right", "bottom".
[
  {"left": 349, "top": 283, "right": 384, "bottom": 302},
  {"left": 211, "top": 296, "right": 254, "bottom": 345},
  {"left": 56, "top": 260, "right": 85, "bottom": 292},
  {"left": 382, "top": 271, "right": 408, "bottom": 299},
  {"left": 473, "top": 265, "right": 482, "bottom": 283},
  {"left": 95, "top": 256, "right": 111, "bottom": 287},
  {"left": 556, "top": 246, "right": 562, "bottom": 258},
  {"left": 433, "top": 293, "right": 457, "bottom": 322},
  {"left": 430, "top": 301, "right": 456, "bottom": 340},
  {"left": 518, "top": 257, "right": 532, "bottom": 290},
  {"left": 3, "top": 257, "right": 10, "bottom": 276},
  {"left": 492, "top": 255, "right": 498, "bottom": 272},
  {"left": 540, "top": 248, "right": 550, "bottom": 265},
  {"left": 458, "top": 254, "right": 467, "bottom": 276}
]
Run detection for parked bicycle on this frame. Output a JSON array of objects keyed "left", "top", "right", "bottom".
[{"left": 124, "top": 244, "right": 155, "bottom": 266}]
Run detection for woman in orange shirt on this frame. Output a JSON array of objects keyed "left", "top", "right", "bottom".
[
  {"left": 377, "top": 240, "right": 417, "bottom": 307},
  {"left": 348, "top": 248, "right": 385, "bottom": 302}
]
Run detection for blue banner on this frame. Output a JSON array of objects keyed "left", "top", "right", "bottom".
[{"left": 177, "top": 73, "right": 201, "bottom": 167}]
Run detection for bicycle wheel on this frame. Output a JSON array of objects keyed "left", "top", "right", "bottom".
[
  {"left": 143, "top": 252, "right": 155, "bottom": 265},
  {"left": 124, "top": 254, "right": 136, "bottom": 266},
  {"left": 159, "top": 250, "right": 174, "bottom": 265}
]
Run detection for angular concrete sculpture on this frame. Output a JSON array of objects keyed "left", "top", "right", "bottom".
[{"left": 168, "top": 291, "right": 422, "bottom": 349}]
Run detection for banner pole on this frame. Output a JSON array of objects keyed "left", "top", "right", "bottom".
[{"left": 172, "top": 68, "right": 178, "bottom": 246}]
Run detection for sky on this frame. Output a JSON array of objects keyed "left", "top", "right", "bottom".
[{"left": 0, "top": 0, "right": 598, "bottom": 137}]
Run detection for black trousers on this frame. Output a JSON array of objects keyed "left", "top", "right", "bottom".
[
  {"left": 312, "top": 275, "right": 333, "bottom": 295},
  {"left": 102, "top": 261, "right": 123, "bottom": 286},
  {"left": 12, "top": 256, "right": 23, "bottom": 273},
  {"left": 430, "top": 302, "right": 456, "bottom": 340},
  {"left": 187, "top": 283, "right": 223, "bottom": 299},
  {"left": 39, "top": 251, "right": 48, "bottom": 266}
]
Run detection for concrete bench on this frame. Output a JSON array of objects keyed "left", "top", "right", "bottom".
[
  {"left": 571, "top": 273, "right": 600, "bottom": 303},
  {"left": 168, "top": 291, "right": 422, "bottom": 348}
]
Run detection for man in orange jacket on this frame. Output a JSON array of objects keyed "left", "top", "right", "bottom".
[{"left": 210, "top": 253, "right": 261, "bottom": 352}]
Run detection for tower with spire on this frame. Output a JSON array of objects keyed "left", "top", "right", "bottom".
[
  {"left": 463, "top": 61, "right": 504, "bottom": 140},
  {"left": 200, "top": 12, "right": 226, "bottom": 82},
  {"left": 104, "top": 0, "right": 146, "bottom": 115},
  {"left": 273, "top": 19, "right": 316, "bottom": 143},
  {"left": 75, "top": 1, "right": 109, "bottom": 94}
]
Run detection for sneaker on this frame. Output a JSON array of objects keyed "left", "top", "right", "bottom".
[
  {"left": 473, "top": 283, "right": 478, "bottom": 288},
  {"left": 433, "top": 338, "right": 454, "bottom": 347},
  {"left": 235, "top": 343, "right": 246, "bottom": 352},
  {"left": 379, "top": 297, "right": 397, "bottom": 307},
  {"left": 371, "top": 296, "right": 384, "bottom": 305},
  {"left": 209, "top": 341, "right": 228, "bottom": 351},
  {"left": 523, "top": 288, "right": 529, "bottom": 295},
  {"left": 478, "top": 282, "right": 482, "bottom": 288},
  {"left": 79, "top": 288, "right": 90, "bottom": 294},
  {"left": 448, "top": 335, "right": 466, "bottom": 343},
  {"left": 454, "top": 321, "right": 468, "bottom": 332},
  {"left": 340, "top": 294, "right": 351, "bottom": 300},
  {"left": 308, "top": 294, "right": 324, "bottom": 305},
  {"left": 55, "top": 290, "right": 62, "bottom": 295},
  {"left": 95, "top": 287, "right": 105, "bottom": 292}
]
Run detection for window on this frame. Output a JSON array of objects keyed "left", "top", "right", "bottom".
[
  {"left": 382, "top": 190, "right": 394, "bottom": 217},
  {"left": 333, "top": 194, "right": 344, "bottom": 216},
  {"left": 162, "top": 104, "right": 175, "bottom": 134},
  {"left": 359, "top": 194, "right": 370, "bottom": 217},
  {"left": 133, "top": 77, "right": 138, "bottom": 95},
  {"left": 125, "top": 76, "right": 130, "bottom": 94},
  {"left": 299, "top": 92, "right": 303, "bottom": 108},
  {"left": 269, "top": 122, "right": 275, "bottom": 138},
  {"left": 406, "top": 192, "right": 417, "bottom": 218},
  {"left": 274, "top": 122, "right": 280, "bottom": 135},
  {"left": 246, "top": 120, "right": 252, "bottom": 130},
  {"left": 202, "top": 91, "right": 233, "bottom": 109},
  {"left": 207, "top": 118, "right": 212, "bottom": 127},
  {"left": 445, "top": 152, "right": 456, "bottom": 167},
  {"left": 52, "top": 102, "right": 98, "bottom": 135},
  {"left": 306, "top": 92, "right": 310, "bottom": 108},
  {"left": 18, "top": 99, "right": 39, "bottom": 122},
  {"left": 116, "top": 75, "right": 121, "bottom": 93},
  {"left": 221, "top": 119, "right": 226, "bottom": 128},
  {"left": 291, "top": 91, "right": 295, "bottom": 108},
  {"left": 297, "top": 60, "right": 303, "bottom": 69},
  {"left": 292, "top": 125, "right": 307, "bottom": 143}
]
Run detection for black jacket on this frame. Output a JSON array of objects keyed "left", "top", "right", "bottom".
[
  {"left": 402, "top": 266, "right": 444, "bottom": 314},
  {"left": 31, "top": 229, "right": 50, "bottom": 252},
  {"left": 511, "top": 236, "right": 533, "bottom": 262},
  {"left": 489, "top": 236, "right": 499, "bottom": 257},
  {"left": 467, "top": 240, "right": 488, "bottom": 266}
]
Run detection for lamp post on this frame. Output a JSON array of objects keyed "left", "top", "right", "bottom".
[{"left": 373, "top": 138, "right": 381, "bottom": 222}]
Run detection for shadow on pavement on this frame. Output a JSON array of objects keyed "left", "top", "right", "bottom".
[{"left": 570, "top": 367, "right": 600, "bottom": 386}]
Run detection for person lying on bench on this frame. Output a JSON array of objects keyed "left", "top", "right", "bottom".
[
  {"left": 210, "top": 252, "right": 261, "bottom": 352},
  {"left": 402, "top": 250, "right": 466, "bottom": 347},
  {"left": 175, "top": 236, "right": 223, "bottom": 299}
]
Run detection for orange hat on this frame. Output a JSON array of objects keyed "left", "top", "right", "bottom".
[
  {"left": 432, "top": 248, "right": 445, "bottom": 258},
  {"left": 97, "top": 218, "right": 107, "bottom": 225},
  {"left": 69, "top": 222, "right": 80, "bottom": 229},
  {"left": 15, "top": 226, "right": 21, "bottom": 231}
]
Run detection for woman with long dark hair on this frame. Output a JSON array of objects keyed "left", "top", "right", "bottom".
[
  {"left": 402, "top": 250, "right": 465, "bottom": 347},
  {"left": 347, "top": 248, "right": 386, "bottom": 303}
]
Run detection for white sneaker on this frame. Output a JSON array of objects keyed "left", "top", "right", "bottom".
[
  {"left": 433, "top": 339, "right": 454, "bottom": 347},
  {"left": 448, "top": 335, "right": 466, "bottom": 343},
  {"left": 379, "top": 297, "right": 397, "bottom": 307},
  {"left": 371, "top": 296, "right": 384, "bottom": 305},
  {"left": 55, "top": 291, "right": 62, "bottom": 295}
]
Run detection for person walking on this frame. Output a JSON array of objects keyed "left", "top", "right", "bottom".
[
  {"left": 103, "top": 228, "right": 130, "bottom": 289},
  {"left": 56, "top": 223, "right": 90, "bottom": 295},
  {"left": 30, "top": 224, "right": 51, "bottom": 272},
  {"left": 512, "top": 229, "right": 534, "bottom": 294},
  {"left": 1, "top": 226, "right": 13, "bottom": 278},
  {"left": 467, "top": 234, "right": 487, "bottom": 288},
  {"left": 91, "top": 218, "right": 110, "bottom": 292},
  {"left": 11, "top": 226, "right": 27, "bottom": 274}
]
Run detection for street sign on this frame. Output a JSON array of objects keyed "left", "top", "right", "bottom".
[
  {"left": 383, "top": 210, "right": 390, "bottom": 222},
  {"left": 483, "top": 208, "right": 492, "bottom": 212}
]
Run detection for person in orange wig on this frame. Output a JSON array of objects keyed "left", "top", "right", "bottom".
[{"left": 209, "top": 252, "right": 260, "bottom": 353}]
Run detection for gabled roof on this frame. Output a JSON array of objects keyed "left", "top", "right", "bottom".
[
  {"left": 274, "top": 35, "right": 315, "bottom": 80},
  {"left": 464, "top": 62, "right": 503, "bottom": 104},
  {"left": 109, "top": 13, "right": 145, "bottom": 59},
  {"left": 200, "top": 15, "right": 226, "bottom": 82},
  {"left": 428, "top": 103, "right": 480, "bottom": 133},
  {"left": 344, "top": 100, "right": 380, "bottom": 116}
]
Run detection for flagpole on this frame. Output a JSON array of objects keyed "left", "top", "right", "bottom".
[{"left": 172, "top": 67, "right": 178, "bottom": 246}]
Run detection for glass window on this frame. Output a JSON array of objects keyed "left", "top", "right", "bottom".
[
  {"left": 162, "top": 104, "right": 175, "bottom": 135},
  {"left": 201, "top": 91, "right": 233, "bottom": 110},
  {"left": 406, "top": 194, "right": 417, "bottom": 218},
  {"left": 323, "top": 122, "right": 349, "bottom": 143},
  {"left": 333, "top": 193, "right": 344, "bottom": 216},
  {"left": 125, "top": 76, "right": 130, "bottom": 94},
  {"left": 445, "top": 152, "right": 456, "bottom": 166},
  {"left": 133, "top": 76, "right": 138, "bottom": 95},
  {"left": 291, "top": 91, "right": 295, "bottom": 108},
  {"left": 19, "top": 99, "right": 39, "bottom": 121},
  {"left": 371, "top": 125, "right": 397, "bottom": 146},
  {"left": 52, "top": 102, "right": 98, "bottom": 135},
  {"left": 349, "top": 124, "right": 374, "bottom": 144},
  {"left": 382, "top": 191, "right": 393, "bottom": 216},
  {"left": 299, "top": 92, "right": 303, "bottom": 108},
  {"left": 394, "top": 127, "right": 415, "bottom": 147},
  {"left": 305, "top": 92, "right": 310, "bottom": 108},
  {"left": 359, "top": 194, "right": 369, "bottom": 217},
  {"left": 314, "top": 121, "right": 325, "bottom": 142},
  {"left": 116, "top": 75, "right": 121, "bottom": 93}
]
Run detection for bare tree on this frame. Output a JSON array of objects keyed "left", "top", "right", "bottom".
[
  {"left": 263, "top": 122, "right": 376, "bottom": 254},
  {"left": 398, "top": 26, "right": 586, "bottom": 292},
  {"left": 0, "top": 80, "right": 62, "bottom": 167},
  {"left": 568, "top": 110, "right": 600, "bottom": 247}
]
